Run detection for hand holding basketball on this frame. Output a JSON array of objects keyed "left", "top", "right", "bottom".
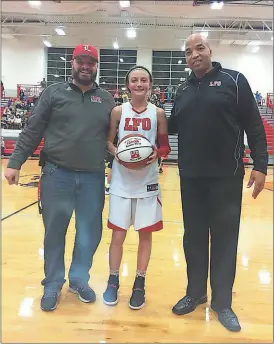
[
  {"left": 146, "top": 145, "right": 158, "bottom": 165},
  {"left": 108, "top": 144, "right": 120, "bottom": 164},
  {"left": 114, "top": 149, "right": 121, "bottom": 164}
]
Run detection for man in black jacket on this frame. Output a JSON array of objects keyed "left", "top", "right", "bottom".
[{"left": 169, "top": 34, "right": 268, "bottom": 332}]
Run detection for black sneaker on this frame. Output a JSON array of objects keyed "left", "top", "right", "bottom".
[
  {"left": 211, "top": 305, "right": 241, "bottom": 332},
  {"left": 40, "top": 291, "right": 61, "bottom": 312},
  {"left": 69, "top": 285, "right": 96, "bottom": 303},
  {"left": 129, "top": 276, "right": 145, "bottom": 310},
  {"left": 103, "top": 275, "right": 119, "bottom": 306}
]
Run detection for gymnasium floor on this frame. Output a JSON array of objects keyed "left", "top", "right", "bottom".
[{"left": 2, "top": 159, "right": 273, "bottom": 343}]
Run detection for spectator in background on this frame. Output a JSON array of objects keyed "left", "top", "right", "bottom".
[
  {"left": 154, "top": 85, "right": 160, "bottom": 96},
  {"left": 32, "top": 95, "right": 39, "bottom": 106},
  {"left": 1, "top": 137, "right": 5, "bottom": 156},
  {"left": 255, "top": 91, "right": 262, "bottom": 106},
  {"left": 149, "top": 93, "right": 164, "bottom": 109},
  {"left": 19, "top": 89, "right": 24, "bottom": 101},
  {"left": 168, "top": 33, "right": 268, "bottom": 332},
  {"left": 40, "top": 78, "right": 47, "bottom": 90},
  {"left": 105, "top": 134, "right": 118, "bottom": 194},
  {"left": 158, "top": 157, "right": 163, "bottom": 174},
  {"left": 165, "top": 84, "right": 173, "bottom": 102},
  {"left": 1, "top": 80, "right": 4, "bottom": 97}
]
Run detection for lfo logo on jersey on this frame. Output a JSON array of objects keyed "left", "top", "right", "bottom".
[
  {"left": 90, "top": 96, "right": 102, "bottom": 103},
  {"left": 209, "top": 80, "right": 222, "bottom": 87},
  {"left": 130, "top": 150, "right": 141, "bottom": 160}
]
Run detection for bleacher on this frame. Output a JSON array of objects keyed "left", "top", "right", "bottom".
[
  {"left": 3, "top": 137, "right": 44, "bottom": 157},
  {"left": 1, "top": 97, "right": 9, "bottom": 116},
  {"left": 2, "top": 102, "right": 273, "bottom": 167},
  {"left": 1, "top": 98, "right": 9, "bottom": 108},
  {"left": 245, "top": 106, "right": 273, "bottom": 166},
  {"left": 164, "top": 102, "right": 178, "bottom": 161}
]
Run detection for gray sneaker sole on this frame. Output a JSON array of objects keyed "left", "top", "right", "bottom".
[
  {"left": 129, "top": 301, "right": 145, "bottom": 310},
  {"left": 69, "top": 287, "right": 95, "bottom": 303},
  {"left": 103, "top": 297, "right": 119, "bottom": 306}
]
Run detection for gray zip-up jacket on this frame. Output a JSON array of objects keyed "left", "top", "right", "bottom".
[{"left": 7, "top": 82, "right": 115, "bottom": 171}]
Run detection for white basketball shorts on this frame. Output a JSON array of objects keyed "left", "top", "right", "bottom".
[{"left": 108, "top": 194, "right": 163, "bottom": 232}]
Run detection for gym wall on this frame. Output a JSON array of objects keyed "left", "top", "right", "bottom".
[{"left": 2, "top": 36, "right": 273, "bottom": 97}]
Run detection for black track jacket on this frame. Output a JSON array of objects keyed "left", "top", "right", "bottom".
[{"left": 168, "top": 62, "right": 268, "bottom": 178}]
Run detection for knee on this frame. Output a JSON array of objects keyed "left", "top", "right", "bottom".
[
  {"left": 82, "top": 226, "right": 103, "bottom": 247},
  {"left": 226, "top": 204, "right": 241, "bottom": 219},
  {"left": 111, "top": 231, "right": 126, "bottom": 247},
  {"left": 139, "top": 231, "right": 152, "bottom": 244},
  {"left": 44, "top": 229, "right": 66, "bottom": 246}
]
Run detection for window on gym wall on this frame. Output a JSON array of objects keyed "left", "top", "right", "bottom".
[
  {"left": 47, "top": 48, "right": 137, "bottom": 89},
  {"left": 99, "top": 49, "right": 137, "bottom": 94},
  {"left": 152, "top": 50, "right": 188, "bottom": 90},
  {"left": 47, "top": 47, "right": 74, "bottom": 85}
]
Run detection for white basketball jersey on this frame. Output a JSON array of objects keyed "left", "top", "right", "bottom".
[{"left": 110, "top": 102, "right": 159, "bottom": 198}]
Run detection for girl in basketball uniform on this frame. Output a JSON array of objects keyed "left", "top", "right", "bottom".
[{"left": 103, "top": 66, "right": 171, "bottom": 309}]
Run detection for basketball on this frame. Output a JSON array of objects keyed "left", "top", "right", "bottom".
[{"left": 116, "top": 134, "right": 153, "bottom": 169}]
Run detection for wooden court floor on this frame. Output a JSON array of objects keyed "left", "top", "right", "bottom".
[{"left": 1, "top": 159, "right": 273, "bottom": 343}]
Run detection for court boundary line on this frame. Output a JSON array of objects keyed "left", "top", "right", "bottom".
[
  {"left": 19, "top": 173, "right": 38, "bottom": 178},
  {"left": 1, "top": 201, "right": 38, "bottom": 221}
]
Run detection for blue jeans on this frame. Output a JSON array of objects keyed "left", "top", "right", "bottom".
[{"left": 40, "top": 161, "right": 105, "bottom": 292}]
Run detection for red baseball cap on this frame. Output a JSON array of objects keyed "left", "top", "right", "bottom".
[{"left": 72, "top": 44, "right": 99, "bottom": 62}]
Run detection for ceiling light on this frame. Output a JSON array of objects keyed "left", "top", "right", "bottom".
[
  {"left": 28, "top": 1, "right": 41, "bottom": 7},
  {"left": 113, "top": 41, "right": 119, "bottom": 49},
  {"left": 248, "top": 41, "right": 260, "bottom": 46},
  {"left": 55, "top": 28, "right": 66, "bottom": 36},
  {"left": 120, "top": 58, "right": 124, "bottom": 62},
  {"left": 251, "top": 46, "right": 260, "bottom": 53},
  {"left": 119, "top": 1, "right": 130, "bottom": 7},
  {"left": 178, "top": 60, "right": 182, "bottom": 64},
  {"left": 200, "top": 31, "right": 209, "bottom": 38},
  {"left": 43, "top": 40, "right": 52, "bottom": 47},
  {"left": 126, "top": 28, "right": 136, "bottom": 39},
  {"left": 210, "top": 1, "right": 224, "bottom": 10},
  {"left": 60, "top": 56, "right": 66, "bottom": 61},
  {"left": 2, "top": 34, "right": 15, "bottom": 40}
]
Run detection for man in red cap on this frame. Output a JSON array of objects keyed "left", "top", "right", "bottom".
[
  {"left": 71, "top": 44, "right": 99, "bottom": 87},
  {"left": 5, "top": 44, "right": 116, "bottom": 312}
]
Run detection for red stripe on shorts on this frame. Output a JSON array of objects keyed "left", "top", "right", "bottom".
[
  {"left": 138, "top": 220, "right": 163, "bottom": 232},
  {"left": 107, "top": 220, "right": 127, "bottom": 231}
]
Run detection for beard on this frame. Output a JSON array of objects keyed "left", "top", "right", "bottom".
[{"left": 72, "top": 67, "right": 97, "bottom": 86}]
